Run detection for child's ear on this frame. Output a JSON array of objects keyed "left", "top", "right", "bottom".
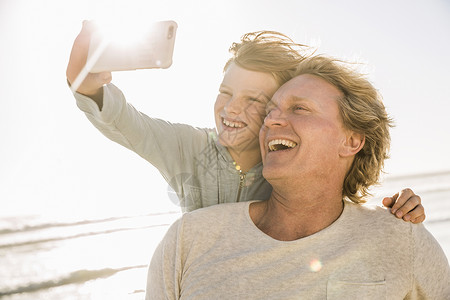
[{"left": 340, "top": 131, "right": 365, "bottom": 157}]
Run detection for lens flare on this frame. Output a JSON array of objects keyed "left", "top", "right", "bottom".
[
  {"left": 70, "top": 18, "right": 154, "bottom": 94},
  {"left": 95, "top": 18, "right": 149, "bottom": 46},
  {"left": 309, "top": 258, "right": 322, "bottom": 272}
]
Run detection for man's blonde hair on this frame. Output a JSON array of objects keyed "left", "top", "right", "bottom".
[
  {"left": 224, "top": 31, "right": 310, "bottom": 86},
  {"left": 293, "top": 55, "right": 394, "bottom": 203}
]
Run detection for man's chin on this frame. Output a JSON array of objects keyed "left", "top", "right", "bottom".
[
  {"left": 262, "top": 168, "right": 280, "bottom": 181},
  {"left": 262, "top": 164, "right": 290, "bottom": 181}
]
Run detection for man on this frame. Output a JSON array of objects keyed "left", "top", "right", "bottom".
[
  {"left": 67, "top": 22, "right": 425, "bottom": 220},
  {"left": 146, "top": 55, "right": 449, "bottom": 299}
]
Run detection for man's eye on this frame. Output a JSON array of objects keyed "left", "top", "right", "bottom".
[
  {"left": 265, "top": 106, "right": 275, "bottom": 115},
  {"left": 219, "top": 91, "right": 231, "bottom": 96},
  {"left": 265, "top": 102, "right": 276, "bottom": 114},
  {"left": 294, "top": 105, "right": 305, "bottom": 111}
]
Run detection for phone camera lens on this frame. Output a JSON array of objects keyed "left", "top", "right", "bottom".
[{"left": 167, "top": 26, "right": 174, "bottom": 39}]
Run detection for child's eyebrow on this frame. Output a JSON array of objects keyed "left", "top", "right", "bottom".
[
  {"left": 244, "top": 89, "right": 271, "bottom": 100},
  {"left": 219, "top": 84, "right": 272, "bottom": 101}
]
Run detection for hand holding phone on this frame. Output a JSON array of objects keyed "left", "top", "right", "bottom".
[{"left": 67, "top": 20, "right": 113, "bottom": 97}]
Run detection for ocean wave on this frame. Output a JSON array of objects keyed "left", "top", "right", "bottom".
[
  {"left": 0, "top": 265, "right": 147, "bottom": 296},
  {"left": 0, "top": 223, "right": 170, "bottom": 249},
  {"left": 426, "top": 216, "right": 450, "bottom": 224},
  {"left": 0, "top": 211, "right": 178, "bottom": 235},
  {"left": 383, "top": 169, "right": 450, "bottom": 181},
  {"left": 0, "top": 216, "right": 126, "bottom": 235}
]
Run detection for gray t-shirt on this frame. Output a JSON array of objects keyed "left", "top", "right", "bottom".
[{"left": 146, "top": 200, "right": 450, "bottom": 299}]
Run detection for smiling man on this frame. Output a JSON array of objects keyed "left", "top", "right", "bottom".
[{"left": 146, "top": 55, "right": 450, "bottom": 299}]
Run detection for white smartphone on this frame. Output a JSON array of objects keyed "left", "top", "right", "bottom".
[{"left": 87, "top": 20, "right": 177, "bottom": 73}]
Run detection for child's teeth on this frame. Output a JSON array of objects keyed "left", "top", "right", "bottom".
[{"left": 223, "top": 119, "right": 243, "bottom": 128}]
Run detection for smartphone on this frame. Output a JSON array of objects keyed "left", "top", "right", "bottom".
[{"left": 87, "top": 20, "right": 177, "bottom": 73}]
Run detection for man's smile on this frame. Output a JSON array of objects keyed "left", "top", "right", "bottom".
[{"left": 267, "top": 138, "right": 298, "bottom": 152}]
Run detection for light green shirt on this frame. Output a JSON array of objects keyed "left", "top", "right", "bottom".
[{"left": 75, "top": 83, "right": 272, "bottom": 211}]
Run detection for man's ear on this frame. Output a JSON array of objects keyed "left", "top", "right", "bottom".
[{"left": 340, "top": 131, "right": 365, "bottom": 157}]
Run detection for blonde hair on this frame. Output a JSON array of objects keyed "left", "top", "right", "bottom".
[
  {"left": 293, "top": 55, "right": 394, "bottom": 203},
  {"left": 224, "top": 31, "right": 311, "bottom": 86}
]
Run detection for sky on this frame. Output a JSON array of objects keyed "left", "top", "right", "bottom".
[{"left": 1, "top": 0, "right": 450, "bottom": 219}]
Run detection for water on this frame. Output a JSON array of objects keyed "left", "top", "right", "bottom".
[
  {"left": 1, "top": 171, "right": 449, "bottom": 299},
  {"left": 0, "top": 212, "right": 180, "bottom": 299}
]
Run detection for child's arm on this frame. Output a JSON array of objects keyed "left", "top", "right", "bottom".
[
  {"left": 66, "top": 21, "right": 212, "bottom": 212},
  {"left": 382, "top": 188, "right": 425, "bottom": 223}
]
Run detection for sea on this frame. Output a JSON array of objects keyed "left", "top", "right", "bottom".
[{"left": 1, "top": 170, "right": 449, "bottom": 299}]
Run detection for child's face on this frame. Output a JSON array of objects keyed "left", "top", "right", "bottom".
[{"left": 214, "top": 62, "right": 279, "bottom": 155}]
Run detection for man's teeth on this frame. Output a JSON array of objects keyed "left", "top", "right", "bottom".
[
  {"left": 268, "top": 139, "right": 297, "bottom": 152},
  {"left": 223, "top": 119, "right": 244, "bottom": 128}
]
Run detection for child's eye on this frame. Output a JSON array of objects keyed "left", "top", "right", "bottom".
[{"left": 249, "top": 97, "right": 263, "bottom": 103}]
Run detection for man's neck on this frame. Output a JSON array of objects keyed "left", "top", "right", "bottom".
[{"left": 249, "top": 187, "right": 344, "bottom": 241}]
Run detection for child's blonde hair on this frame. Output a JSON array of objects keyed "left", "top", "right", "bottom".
[{"left": 224, "top": 31, "right": 311, "bottom": 86}]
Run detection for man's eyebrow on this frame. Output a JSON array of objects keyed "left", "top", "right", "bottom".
[
  {"left": 285, "top": 95, "right": 318, "bottom": 107},
  {"left": 287, "top": 95, "right": 310, "bottom": 103},
  {"left": 219, "top": 83, "right": 230, "bottom": 90},
  {"left": 265, "top": 96, "right": 315, "bottom": 111}
]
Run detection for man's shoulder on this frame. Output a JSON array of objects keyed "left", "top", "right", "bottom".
[
  {"left": 183, "top": 202, "right": 249, "bottom": 224},
  {"left": 175, "top": 202, "right": 252, "bottom": 243},
  {"left": 185, "top": 202, "right": 249, "bottom": 219},
  {"left": 344, "top": 200, "right": 412, "bottom": 231},
  {"left": 347, "top": 200, "right": 397, "bottom": 217},
  {"left": 340, "top": 201, "right": 414, "bottom": 261},
  {"left": 343, "top": 200, "right": 444, "bottom": 250}
]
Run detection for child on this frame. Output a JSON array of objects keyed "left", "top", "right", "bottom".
[{"left": 66, "top": 21, "right": 425, "bottom": 222}]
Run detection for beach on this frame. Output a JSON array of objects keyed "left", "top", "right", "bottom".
[{"left": 1, "top": 170, "right": 449, "bottom": 299}]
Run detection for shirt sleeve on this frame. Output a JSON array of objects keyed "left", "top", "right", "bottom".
[
  {"left": 410, "top": 223, "right": 450, "bottom": 298},
  {"left": 74, "top": 83, "right": 211, "bottom": 184},
  {"left": 146, "top": 219, "right": 183, "bottom": 300}
]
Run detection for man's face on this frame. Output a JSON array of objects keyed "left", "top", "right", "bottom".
[
  {"left": 259, "top": 74, "right": 349, "bottom": 184},
  {"left": 214, "top": 62, "right": 279, "bottom": 155}
]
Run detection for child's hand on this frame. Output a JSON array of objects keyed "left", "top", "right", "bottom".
[
  {"left": 382, "top": 188, "right": 425, "bottom": 223},
  {"left": 66, "top": 20, "right": 112, "bottom": 98}
]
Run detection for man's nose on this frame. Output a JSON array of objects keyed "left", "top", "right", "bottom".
[{"left": 264, "top": 107, "right": 287, "bottom": 127}]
